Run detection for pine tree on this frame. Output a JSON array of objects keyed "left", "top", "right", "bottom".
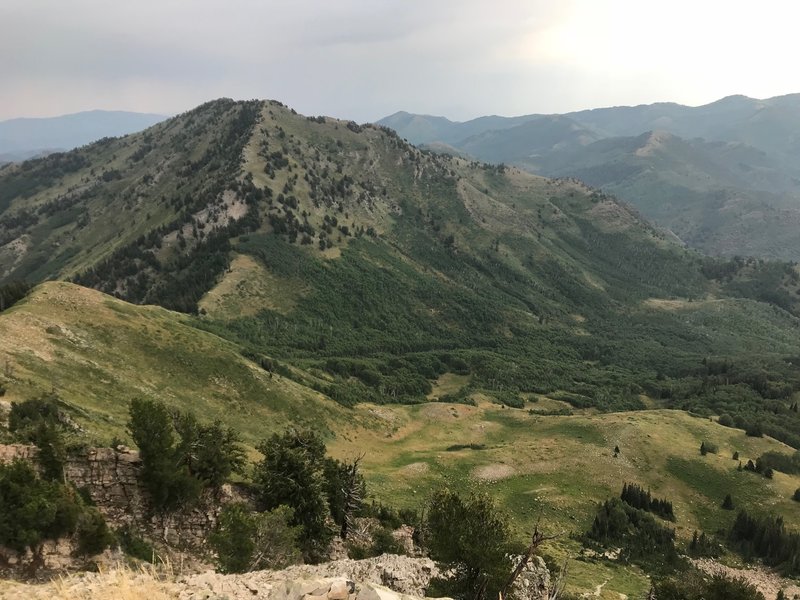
[{"left": 722, "top": 494, "right": 734, "bottom": 510}]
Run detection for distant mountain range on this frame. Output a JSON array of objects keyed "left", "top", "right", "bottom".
[
  {"left": 0, "top": 110, "right": 167, "bottom": 163},
  {"left": 378, "top": 94, "right": 800, "bottom": 259}
]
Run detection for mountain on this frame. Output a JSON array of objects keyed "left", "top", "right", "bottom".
[
  {"left": 0, "top": 110, "right": 167, "bottom": 159},
  {"left": 378, "top": 94, "right": 800, "bottom": 259},
  {"left": 2, "top": 98, "right": 800, "bottom": 595},
  {"left": 379, "top": 110, "right": 541, "bottom": 145},
  {"left": 1, "top": 96, "right": 800, "bottom": 436}
]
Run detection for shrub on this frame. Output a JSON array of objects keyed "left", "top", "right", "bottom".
[
  {"left": 209, "top": 503, "right": 301, "bottom": 573},
  {"left": 700, "top": 441, "right": 718, "bottom": 455},
  {"left": 75, "top": 507, "right": 114, "bottom": 556},
  {"left": 348, "top": 526, "right": 406, "bottom": 559},
  {"left": 0, "top": 460, "right": 82, "bottom": 553},
  {"left": 116, "top": 526, "right": 155, "bottom": 562},
  {"left": 718, "top": 414, "right": 735, "bottom": 427},
  {"left": 653, "top": 570, "right": 765, "bottom": 600},
  {"left": 746, "top": 422, "right": 764, "bottom": 437},
  {"left": 794, "top": 488, "right": 800, "bottom": 502}
]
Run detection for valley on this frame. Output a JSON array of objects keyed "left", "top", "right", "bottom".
[{"left": 2, "top": 99, "right": 800, "bottom": 598}]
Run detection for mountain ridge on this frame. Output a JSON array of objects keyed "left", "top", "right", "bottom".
[
  {"left": 378, "top": 93, "right": 800, "bottom": 259},
  {"left": 0, "top": 109, "right": 168, "bottom": 158}
]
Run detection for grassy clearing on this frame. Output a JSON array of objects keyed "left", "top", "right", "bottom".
[
  {"left": 198, "top": 253, "right": 307, "bottom": 318},
  {"left": 329, "top": 402, "right": 800, "bottom": 598},
  {"left": 426, "top": 372, "right": 471, "bottom": 399}
]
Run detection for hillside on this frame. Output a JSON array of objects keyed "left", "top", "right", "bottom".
[
  {"left": 0, "top": 281, "right": 357, "bottom": 445},
  {"left": 379, "top": 94, "right": 800, "bottom": 260},
  {"left": 2, "top": 283, "right": 800, "bottom": 597}
]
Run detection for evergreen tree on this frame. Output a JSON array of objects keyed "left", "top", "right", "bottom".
[
  {"left": 127, "top": 398, "right": 201, "bottom": 513},
  {"left": 722, "top": 494, "right": 734, "bottom": 510},
  {"left": 254, "top": 428, "right": 333, "bottom": 563},
  {"left": 425, "top": 489, "right": 513, "bottom": 600}
]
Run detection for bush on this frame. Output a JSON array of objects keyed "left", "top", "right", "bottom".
[
  {"left": 746, "top": 422, "right": 764, "bottom": 438},
  {"left": 794, "top": 488, "right": 800, "bottom": 502},
  {"left": 348, "top": 526, "right": 406, "bottom": 559},
  {"left": 8, "top": 395, "right": 69, "bottom": 480},
  {"left": 425, "top": 489, "right": 514, "bottom": 600},
  {"left": 116, "top": 526, "right": 155, "bottom": 562},
  {"left": 75, "top": 507, "right": 114, "bottom": 556},
  {"left": 718, "top": 414, "right": 735, "bottom": 427},
  {"left": 0, "top": 460, "right": 82, "bottom": 553},
  {"left": 700, "top": 441, "right": 718, "bottom": 455},
  {"left": 209, "top": 503, "right": 301, "bottom": 573}
]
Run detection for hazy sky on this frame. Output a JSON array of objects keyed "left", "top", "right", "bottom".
[{"left": 2, "top": 0, "right": 799, "bottom": 122}]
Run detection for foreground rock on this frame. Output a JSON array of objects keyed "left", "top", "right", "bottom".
[
  {"left": 180, "top": 555, "right": 441, "bottom": 599},
  {"left": 0, "top": 554, "right": 553, "bottom": 600}
]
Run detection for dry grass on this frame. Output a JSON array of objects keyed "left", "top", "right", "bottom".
[{"left": 0, "top": 564, "right": 178, "bottom": 600}]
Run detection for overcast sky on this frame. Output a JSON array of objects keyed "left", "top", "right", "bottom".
[{"left": 2, "top": 0, "right": 799, "bottom": 122}]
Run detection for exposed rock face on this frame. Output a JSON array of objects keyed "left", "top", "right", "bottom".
[
  {"left": 0, "top": 444, "right": 238, "bottom": 575},
  {"left": 510, "top": 556, "right": 551, "bottom": 600}
]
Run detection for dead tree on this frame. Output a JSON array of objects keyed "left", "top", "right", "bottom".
[
  {"left": 340, "top": 454, "right": 365, "bottom": 539},
  {"left": 500, "top": 522, "right": 562, "bottom": 600}
]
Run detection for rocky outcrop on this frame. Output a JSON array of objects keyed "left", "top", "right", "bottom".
[
  {"left": 177, "top": 554, "right": 550, "bottom": 600},
  {"left": 181, "top": 555, "right": 440, "bottom": 599},
  {"left": 0, "top": 443, "right": 241, "bottom": 575},
  {"left": 0, "top": 553, "right": 554, "bottom": 600}
]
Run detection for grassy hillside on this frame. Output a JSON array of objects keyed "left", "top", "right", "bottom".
[{"left": 0, "top": 281, "right": 357, "bottom": 446}]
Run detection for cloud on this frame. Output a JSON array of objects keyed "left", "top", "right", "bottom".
[{"left": 1, "top": 0, "right": 799, "bottom": 121}]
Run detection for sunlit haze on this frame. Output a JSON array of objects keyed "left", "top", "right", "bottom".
[{"left": 2, "top": 0, "right": 799, "bottom": 120}]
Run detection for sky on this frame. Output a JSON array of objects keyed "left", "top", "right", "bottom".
[{"left": 2, "top": 0, "right": 800, "bottom": 122}]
